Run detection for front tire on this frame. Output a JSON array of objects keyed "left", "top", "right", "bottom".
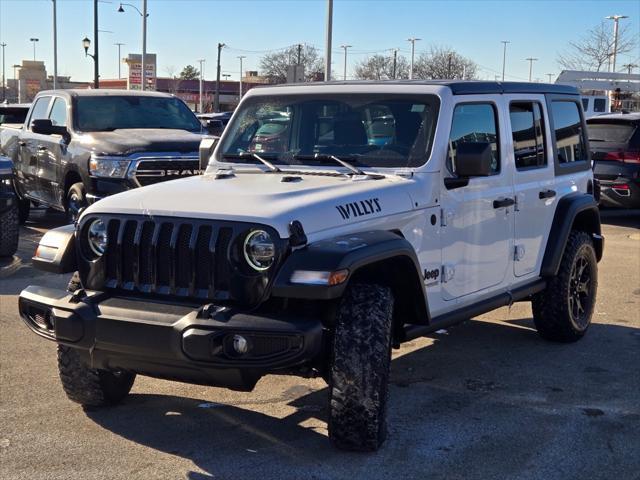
[
  {"left": 17, "top": 198, "right": 30, "bottom": 225},
  {"left": 328, "top": 283, "right": 394, "bottom": 451},
  {"left": 0, "top": 202, "right": 19, "bottom": 257},
  {"left": 532, "top": 231, "right": 598, "bottom": 342},
  {"left": 66, "top": 182, "right": 87, "bottom": 224},
  {"left": 57, "top": 345, "right": 136, "bottom": 407}
]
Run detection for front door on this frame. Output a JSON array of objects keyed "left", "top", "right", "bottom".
[{"left": 440, "top": 99, "right": 514, "bottom": 301}]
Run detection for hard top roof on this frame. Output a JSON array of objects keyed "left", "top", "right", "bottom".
[{"left": 261, "top": 80, "right": 579, "bottom": 95}]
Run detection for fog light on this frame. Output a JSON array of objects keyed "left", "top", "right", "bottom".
[{"left": 232, "top": 334, "right": 249, "bottom": 354}]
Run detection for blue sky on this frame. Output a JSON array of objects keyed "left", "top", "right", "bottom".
[{"left": 1, "top": 0, "right": 639, "bottom": 83}]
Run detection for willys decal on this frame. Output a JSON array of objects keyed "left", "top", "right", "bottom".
[{"left": 336, "top": 198, "right": 382, "bottom": 220}]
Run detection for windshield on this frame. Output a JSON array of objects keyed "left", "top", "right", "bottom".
[
  {"left": 217, "top": 94, "right": 439, "bottom": 169},
  {"left": 74, "top": 95, "right": 202, "bottom": 132}
]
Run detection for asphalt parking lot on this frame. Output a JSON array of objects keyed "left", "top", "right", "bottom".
[{"left": 1, "top": 209, "right": 639, "bottom": 480}]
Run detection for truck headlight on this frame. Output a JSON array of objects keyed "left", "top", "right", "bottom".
[
  {"left": 243, "top": 230, "right": 275, "bottom": 271},
  {"left": 87, "top": 219, "right": 107, "bottom": 256},
  {"left": 89, "top": 155, "right": 131, "bottom": 178}
]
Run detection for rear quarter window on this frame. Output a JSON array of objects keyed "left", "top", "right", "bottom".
[{"left": 550, "top": 101, "right": 587, "bottom": 164}]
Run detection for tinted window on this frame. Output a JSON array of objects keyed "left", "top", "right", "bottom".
[
  {"left": 448, "top": 103, "right": 499, "bottom": 174},
  {"left": 588, "top": 123, "right": 636, "bottom": 144},
  {"left": 581, "top": 98, "right": 589, "bottom": 111},
  {"left": 75, "top": 96, "right": 202, "bottom": 132},
  {"left": 551, "top": 101, "right": 587, "bottom": 163},
  {"left": 510, "top": 102, "right": 546, "bottom": 169},
  {"left": 29, "top": 97, "right": 51, "bottom": 128},
  {"left": 49, "top": 98, "right": 67, "bottom": 127},
  {"left": 219, "top": 94, "right": 440, "bottom": 169},
  {"left": 0, "top": 107, "right": 29, "bottom": 125},
  {"left": 594, "top": 98, "right": 606, "bottom": 113}
]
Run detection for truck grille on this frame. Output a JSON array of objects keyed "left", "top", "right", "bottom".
[
  {"left": 103, "top": 217, "right": 234, "bottom": 300},
  {"left": 133, "top": 158, "right": 202, "bottom": 186}
]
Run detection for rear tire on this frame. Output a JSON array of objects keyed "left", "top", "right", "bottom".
[
  {"left": 0, "top": 202, "right": 19, "bottom": 257},
  {"left": 328, "top": 283, "right": 394, "bottom": 451},
  {"left": 57, "top": 345, "right": 136, "bottom": 407},
  {"left": 532, "top": 231, "right": 598, "bottom": 342},
  {"left": 66, "top": 182, "right": 87, "bottom": 224}
]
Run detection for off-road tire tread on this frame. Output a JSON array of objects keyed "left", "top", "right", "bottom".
[
  {"left": 328, "top": 283, "right": 394, "bottom": 451},
  {"left": 57, "top": 345, "right": 135, "bottom": 407},
  {"left": 532, "top": 230, "right": 597, "bottom": 343},
  {"left": 0, "top": 202, "right": 19, "bottom": 257}
]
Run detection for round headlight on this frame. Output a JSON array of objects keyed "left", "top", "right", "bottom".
[
  {"left": 87, "top": 219, "right": 107, "bottom": 256},
  {"left": 243, "top": 230, "right": 275, "bottom": 271}
]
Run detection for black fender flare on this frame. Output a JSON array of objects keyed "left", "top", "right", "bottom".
[
  {"left": 272, "top": 230, "right": 430, "bottom": 324},
  {"left": 540, "top": 193, "right": 603, "bottom": 277}
]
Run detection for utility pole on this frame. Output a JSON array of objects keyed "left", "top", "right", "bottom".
[
  {"left": 526, "top": 57, "right": 538, "bottom": 82},
  {"left": 297, "top": 43, "right": 303, "bottom": 65},
  {"left": 622, "top": 63, "right": 638, "bottom": 74},
  {"left": 324, "top": 0, "right": 333, "bottom": 81},
  {"left": 407, "top": 37, "right": 421, "bottom": 80},
  {"left": 214, "top": 42, "right": 225, "bottom": 112},
  {"left": 500, "top": 40, "right": 510, "bottom": 81},
  {"left": 546, "top": 73, "right": 554, "bottom": 83},
  {"left": 605, "top": 15, "right": 629, "bottom": 73},
  {"left": 198, "top": 59, "right": 205, "bottom": 113},
  {"left": 93, "top": 0, "right": 99, "bottom": 88},
  {"left": 447, "top": 53, "right": 453, "bottom": 79},
  {"left": 1, "top": 43, "right": 6, "bottom": 102},
  {"left": 52, "top": 0, "right": 58, "bottom": 89},
  {"left": 141, "top": 0, "right": 147, "bottom": 90},
  {"left": 340, "top": 44, "right": 351, "bottom": 81},
  {"left": 237, "top": 55, "right": 246, "bottom": 99},
  {"left": 392, "top": 49, "right": 398, "bottom": 79},
  {"left": 114, "top": 43, "right": 125, "bottom": 78}
]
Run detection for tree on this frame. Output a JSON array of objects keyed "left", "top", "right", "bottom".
[
  {"left": 354, "top": 52, "right": 410, "bottom": 80},
  {"left": 259, "top": 45, "right": 324, "bottom": 83},
  {"left": 557, "top": 21, "right": 637, "bottom": 72},
  {"left": 165, "top": 65, "right": 182, "bottom": 94},
  {"left": 413, "top": 46, "right": 477, "bottom": 80},
  {"left": 179, "top": 64, "right": 200, "bottom": 80}
]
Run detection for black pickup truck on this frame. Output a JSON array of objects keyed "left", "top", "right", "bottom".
[{"left": 0, "top": 89, "right": 216, "bottom": 223}]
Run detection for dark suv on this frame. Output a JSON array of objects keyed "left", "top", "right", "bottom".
[{"left": 588, "top": 113, "right": 640, "bottom": 208}]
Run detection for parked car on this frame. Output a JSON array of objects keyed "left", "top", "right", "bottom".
[
  {"left": 587, "top": 112, "right": 640, "bottom": 208},
  {"left": 197, "top": 111, "right": 232, "bottom": 136},
  {"left": 0, "top": 155, "right": 19, "bottom": 256},
  {"left": 0, "top": 90, "right": 217, "bottom": 223},
  {"left": 0, "top": 103, "right": 30, "bottom": 127},
  {"left": 19, "top": 81, "right": 603, "bottom": 452}
]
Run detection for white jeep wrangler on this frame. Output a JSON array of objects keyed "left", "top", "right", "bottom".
[{"left": 20, "top": 81, "right": 603, "bottom": 451}]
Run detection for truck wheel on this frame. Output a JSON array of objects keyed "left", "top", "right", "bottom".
[
  {"left": 66, "top": 183, "right": 87, "bottom": 224},
  {"left": 328, "top": 283, "right": 394, "bottom": 451},
  {"left": 532, "top": 231, "right": 598, "bottom": 342},
  {"left": 57, "top": 345, "right": 136, "bottom": 407},
  {"left": 17, "top": 198, "right": 30, "bottom": 225},
  {"left": 0, "top": 202, "right": 19, "bottom": 257}
]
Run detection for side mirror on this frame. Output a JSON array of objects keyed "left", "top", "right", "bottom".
[
  {"left": 199, "top": 137, "right": 219, "bottom": 170},
  {"left": 205, "top": 119, "right": 224, "bottom": 136},
  {"left": 31, "top": 118, "right": 69, "bottom": 138},
  {"left": 453, "top": 142, "right": 493, "bottom": 177}
]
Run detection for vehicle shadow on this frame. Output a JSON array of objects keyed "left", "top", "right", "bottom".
[
  {"left": 85, "top": 317, "right": 640, "bottom": 480},
  {"left": 599, "top": 208, "right": 640, "bottom": 228}
]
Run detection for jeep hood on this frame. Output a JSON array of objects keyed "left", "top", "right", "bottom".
[
  {"left": 78, "top": 128, "right": 203, "bottom": 156},
  {"left": 83, "top": 171, "right": 417, "bottom": 238}
]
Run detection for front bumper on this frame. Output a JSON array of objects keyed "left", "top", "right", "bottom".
[{"left": 18, "top": 286, "right": 324, "bottom": 391}]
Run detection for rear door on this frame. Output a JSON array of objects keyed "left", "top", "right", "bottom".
[
  {"left": 505, "top": 96, "right": 556, "bottom": 277},
  {"left": 36, "top": 96, "right": 69, "bottom": 206},
  {"left": 17, "top": 96, "right": 52, "bottom": 200}
]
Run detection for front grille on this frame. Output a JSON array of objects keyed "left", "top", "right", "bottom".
[
  {"left": 134, "top": 158, "right": 201, "bottom": 186},
  {"left": 103, "top": 217, "right": 234, "bottom": 301}
]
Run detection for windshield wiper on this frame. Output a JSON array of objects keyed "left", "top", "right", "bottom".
[
  {"left": 222, "top": 152, "right": 281, "bottom": 172},
  {"left": 294, "top": 153, "right": 365, "bottom": 176}
]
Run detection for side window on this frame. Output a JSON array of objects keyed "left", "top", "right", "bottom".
[
  {"left": 581, "top": 98, "right": 589, "bottom": 111},
  {"left": 448, "top": 103, "right": 500, "bottom": 175},
  {"left": 509, "top": 102, "right": 546, "bottom": 170},
  {"left": 593, "top": 98, "right": 606, "bottom": 113},
  {"left": 550, "top": 101, "right": 587, "bottom": 163},
  {"left": 28, "top": 97, "right": 51, "bottom": 129},
  {"left": 49, "top": 98, "right": 68, "bottom": 127}
]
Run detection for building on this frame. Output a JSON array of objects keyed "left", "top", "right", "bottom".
[{"left": 5, "top": 60, "right": 90, "bottom": 103}]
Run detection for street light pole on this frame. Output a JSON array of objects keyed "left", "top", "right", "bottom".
[
  {"left": 605, "top": 15, "right": 629, "bottom": 73},
  {"left": 198, "top": 59, "right": 205, "bottom": 113},
  {"left": 500, "top": 40, "right": 510, "bottom": 81},
  {"left": 546, "top": 73, "right": 554, "bottom": 83},
  {"left": 30, "top": 38, "right": 39, "bottom": 61},
  {"left": 118, "top": 3, "right": 148, "bottom": 90},
  {"left": 525, "top": 57, "right": 538, "bottom": 82},
  {"left": 52, "top": 0, "right": 58, "bottom": 89},
  {"left": 407, "top": 37, "right": 421, "bottom": 79},
  {"left": 324, "top": 0, "right": 333, "bottom": 81},
  {"left": 114, "top": 43, "right": 125, "bottom": 78},
  {"left": 340, "top": 45, "right": 351, "bottom": 81},
  {"left": 237, "top": 55, "right": 246, "bottom": 99},
  {"left": 214, "top": 42, "right": 225, "bottom": 112},
  {"left": 1, "top": 43, "right": 6, "bottom": 102},
  {"left": 93, "top": 0, "right": 99, "bottom": 88}
]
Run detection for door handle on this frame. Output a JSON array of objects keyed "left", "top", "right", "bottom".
[
  {"left": 493, "top": 198, "right": 515, "bottom": 209},
  {"left": 18, "top": 141, "right": 26, "bottom": 147},
  {"left": 538, "top": 189, "right": 556, "bottom": 199},
  {"left": 37, "top": 146, "right": 48, "bottom": 152}
]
